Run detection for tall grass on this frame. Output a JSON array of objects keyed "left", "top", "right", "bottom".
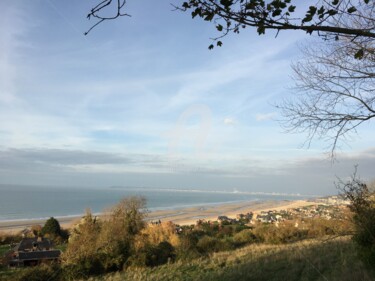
[{"left": 87, "top": 237, "right": 374, "bottom": 281}]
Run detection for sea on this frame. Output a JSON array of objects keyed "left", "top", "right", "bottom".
[{"left": 0, "top": 184, "right": 313, "bottom": 222}]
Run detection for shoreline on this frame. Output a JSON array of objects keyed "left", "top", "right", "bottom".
[{"left": 0, "top": 199, "right": 317, "bottom": 233}]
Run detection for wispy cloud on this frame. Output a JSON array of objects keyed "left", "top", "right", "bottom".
[{"left": 255, "top": 112, "right": 277, "bottom": 121}]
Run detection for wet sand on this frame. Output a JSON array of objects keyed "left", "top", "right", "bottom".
[{"left": 0, "top": 199, "right": 316, "bottom": 233}]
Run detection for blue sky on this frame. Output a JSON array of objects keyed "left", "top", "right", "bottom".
[{"left": 0, "top": 0, "right": 374, "bottom": 195}]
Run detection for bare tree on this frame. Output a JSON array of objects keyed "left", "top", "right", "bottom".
[{"left": 277, "top": 36, "right": 374, "bottom": 156}]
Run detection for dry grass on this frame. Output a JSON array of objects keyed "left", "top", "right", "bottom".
[{"left": 87, "top": 236, "right": 374, "bottom": 281}]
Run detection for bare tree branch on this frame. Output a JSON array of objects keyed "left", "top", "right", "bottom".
[
  {"left": 277, "top": 33, "right": 374, "bottom": 157},
  {"left": 85, "top": 0, "right": 131, "bottom": 35}
]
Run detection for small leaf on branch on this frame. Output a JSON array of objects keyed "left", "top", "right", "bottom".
[
  {"left": 347, "top": 7, "right": 357, "bottom": 13},
  {"left": 354, "top": 49, "right": 364, "bottom": 59}
]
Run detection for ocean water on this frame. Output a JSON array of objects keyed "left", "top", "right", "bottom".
[{"left": 0, "top": 184, "right": 310, "bottom": 221}]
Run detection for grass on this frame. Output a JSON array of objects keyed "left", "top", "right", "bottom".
[
  {"left": 0, "top": 245, "right": 10, "bottom": 257},
  {"left": 87, "top": 236, "right": 374, "bottom": 281}
]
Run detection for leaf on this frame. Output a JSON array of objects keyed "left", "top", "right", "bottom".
[
  {"left": 303, "top": 6, "right": 317, "bottom": 23},
  {"left": 217, "top": 41, "right": 223, "bottom": 47},
  {"left": 354, "top": 49, "right": 364, "bottom": 59},
  {"left": 272, "top": 9, "right": 282, "bottom": 17},
  {"left": 204, "top": 12, "right": 214, "bottom": 21},
  {"left": 216, "top": 24, "right": 223, "bottom": 31},
  {"left": 288, "top": 5, "right": 296, "bottom": 13},
  {"left": 332, "top": 0, "right": 339, "bottom": 5},
  {"left": 328, "top": 9, "right": 338, "bottom": 16},
  {"left": 347, "top": 6, "right": 357, "bottom": 13},
  {"left": 208, "top": 44, "right": 214, "bottom": 50},
  {"left": 257, "top": 25, "right": 265, "bottom": 35},
  {"left": 191, "top": 8, "right": 202, "bottom": 19}
]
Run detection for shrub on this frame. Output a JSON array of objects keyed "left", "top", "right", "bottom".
[
  {"left": 148, "top": 241, "right": 175, "bottom": 266},
  {"left": 196, "top": 236, "right": 234, "bottom": 253},
  {"left": 42, "top": 217, "right": 61, "bottom": 237},
  {"left": 175, "top": 232, "right": 201, "bottom": 260},
  {"left": 62, "top": 197, "right": 147, "bottom": 276},
  {"left": 0, "top": 232, "right": 21, "bottom": 245},
  {"left": 252, "top": 223, "right": 307, "bottom": 244},
  {"left": 15, "top": 264, "right": 60, "bottom": 281},
  {"left": 233, "top": 229, "right": 257, "bottom": 246},
  {"left": 338, "top": 171, "right": 375, "bottom": 267}
]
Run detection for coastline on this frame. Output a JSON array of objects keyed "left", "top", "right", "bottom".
[{"left": 0, "top": 199, "right": 316, "bottom": 233}]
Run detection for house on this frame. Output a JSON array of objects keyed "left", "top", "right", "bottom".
[
  {"left": 217, "top": 216, "right": 235, "bottom": 224},
  {"left": 236, "top": 212, "right": 253, "bottom": 221},
  {"left": 5, "top": 237, "right": 61, "bottom": 267}
]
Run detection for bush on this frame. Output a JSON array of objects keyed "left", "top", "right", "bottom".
[
  {"left": 233, "top": 229, "right": 257, "bottom": 246},
  {"left": 0, "top": 232, "right": 21, "bottom": 245},
  {"left": 62, "top": 197, "right": 147, "bottom": 276},
  {"left": 175, "top": 232, "right": 200, "bottom": 260},
  {"left": 148, "top": 241, "right": 175, "bottom": 266},
  {"left": 129, "top": 241, "right": 175, "bottom": 267},
  {"left": 252, "top": 223, "right": 307, "bottom": 244},
  {"left": 197, "top": 236, "right": 234, "bottom": 254},
  {"left": 338, "top": 170, "right": 375, "bottom": 267},
  {"left": 15, "top": 264, "right": 60, "bottom": 281},
  {"left": 42, "top": 217, "right": 61, "bottom": 237}
]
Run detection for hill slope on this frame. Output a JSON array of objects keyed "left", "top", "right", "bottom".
[{"left": 87, "top": 237, "right": 374, "bottom": 281}]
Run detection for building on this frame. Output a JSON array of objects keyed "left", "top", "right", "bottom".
[{"left": 5, "top": 237, "right": 61, "bottom": 267}]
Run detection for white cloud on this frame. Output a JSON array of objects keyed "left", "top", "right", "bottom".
[
  {"left": 223, "top": 117, "right": 236, "bottom": 126},
  {"left": 255, "top": 112, "right": 277, "bottom": 121}
]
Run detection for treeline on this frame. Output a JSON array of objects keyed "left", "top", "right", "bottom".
[{"left": 6, "top": 198, "right": 355, "bottom": 281}]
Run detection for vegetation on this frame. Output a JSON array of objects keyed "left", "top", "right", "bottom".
[
  {"left": 83, "top": 0, "right": 374, "bottom": 157},
  {"left": 82, "top": 237, "right": 373, "bottom": 281},
  {"left": 1, "top": 195, "right": 374, "bottom": 280},
  {"left": 85, "top": 1, "right": 375, "bottom": 44},
  {"left": 62, "top": 197, "right": 148, "bottom": 278},
  {"left": 42, "top": 217, "right": 61, "bottom": 237},
  {"left": 338, "top": 171, "right": 375, "bottom": 267}
]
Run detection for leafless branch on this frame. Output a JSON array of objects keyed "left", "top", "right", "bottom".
[{"left": 85, "top": 0, "right": 131, "bottom": 35}]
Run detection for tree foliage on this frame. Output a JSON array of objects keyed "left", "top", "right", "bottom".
[
  {"left": 62, "top": 197, "right": 147, "bottom": 277},
  {"left": 338, "top": 169, "right": 375, "bottom": 266},
  {"left": 42, "top": 217, "right": 61, "bottom": 237},
  {"left": 177, "top": 0, "right": 374, "bottom": 51},
  {"left": 86, "top": 1, "right": 374, "bottom": 54}
]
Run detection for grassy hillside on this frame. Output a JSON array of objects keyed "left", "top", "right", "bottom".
[{"left": 87, "top": 237, "right": 373, "bottom": 281}]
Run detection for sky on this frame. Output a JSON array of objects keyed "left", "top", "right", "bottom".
[{"left": 0, "top": 0, "right": 374, "bottom": 195}]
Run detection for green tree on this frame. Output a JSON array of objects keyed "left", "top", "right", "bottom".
[
  {"left": 95, "top": 196, "right": 147, "bottom": 271},
  {"left": 41, "top": 217, "right": 61, "bottom": 237},
  {"left": 62, "top": 209, "right": 103, "bottom": 277},
  {"left": 63, "top": 197, "right": 147, "bottom": 277}
]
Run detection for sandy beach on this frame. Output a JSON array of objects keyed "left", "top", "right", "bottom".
[{"left": 0, "top": 199, "right": 317, "bottom": 234}]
